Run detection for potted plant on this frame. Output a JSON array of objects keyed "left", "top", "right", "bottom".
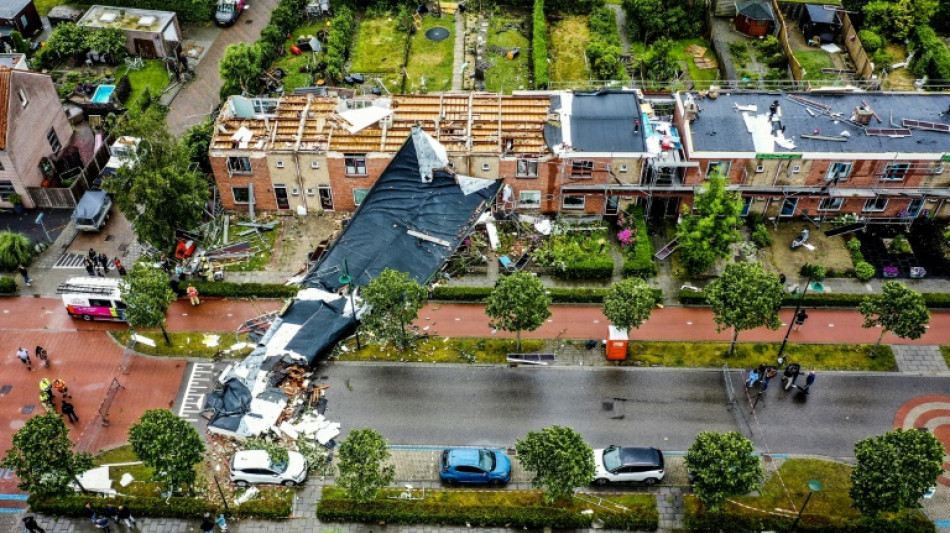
[{"left": 7, "top": 193, "right": 24, "bottom": 215}]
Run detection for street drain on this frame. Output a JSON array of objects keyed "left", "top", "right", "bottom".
[
  {"left": 22, "top": 405, "right": 34, "bottom": 414},
  {"left": 0, "top": 385, "right": 11, "bottom": 395}
]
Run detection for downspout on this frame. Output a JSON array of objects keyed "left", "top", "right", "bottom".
[{"left": 293, "top": 96, "right": 312, "bottom": 213}]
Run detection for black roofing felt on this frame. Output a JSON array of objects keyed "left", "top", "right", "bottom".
[
  {"left": 568, "top": 91, "right": 646, "bottom": 152},
  {"left": 205, "top": 379, "right": 252, "bottom": 433},
  {"left": 736, "top": 1, "right": 774, "bottom": 20},
  {"left": 686, "top": 92, "right": 950, "bottom": 154},
  {"left": 804, "top": 4, "right": 837, "bottom": 24},
  {"left": 281, "top": 298, "right": 355, "bottom": 365},
  {"left": 304, "top": 132, "right": 501, "bottom": 292}
]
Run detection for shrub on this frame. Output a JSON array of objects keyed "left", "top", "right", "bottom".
[
  {"left": 800, "top": 263, "right": 826, "bottom": 281},
  {"left": 679, "top": 289, "right": 950, "bottom": 309},
  {"left": 621, "top": 206, "right": 657, "bottom": 278},
  {"left": 911, "top": 26, "right": 950, "bottom": 82},
  {"left": 179, "top": 281, "right": 299, "bottom": 299},
  {"left": 859, "top": 29, "right": 883, "bottom": 53},
  {"left": 888, "top": 234, "right": 912, "bottom": 254},
  {"left": 114, "top": 74, "right": 132, "bottom": 104},
  {"left": 324, "top": 6, "right": 355, "bottom": 81},
  {"left": 0, "top": 277, "right": 17, "bottom": 295},
  {"left": 432, "top": 286, "right": 662, "bottom": 304},
  {"left": 0, "top": 231, "right": 33, "bottom": 270},
  {"left": 559, "top": 259, "right": 614, "bottom": 279},
  {"left": 532, "top": 0, "right": 548, "bottom": 88},
  {"left": 28, "top": 492, "right": 291, "bottom": 519},
  {"left": 750, "top": 224, "right": 773, "bottom": 248}
]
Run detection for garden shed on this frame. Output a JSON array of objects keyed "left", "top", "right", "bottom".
[
  {"left": 800, "top": 4, "right": 840, "bottom": 44},
  {"left": 0, "top": 0, "right": 43, "bottom": 38},
  {"left": 734, "top": 0, "right": 774, "bottom": 38},
  {"left": 77, "top": 5, "right": 181, "bottom": 59}
]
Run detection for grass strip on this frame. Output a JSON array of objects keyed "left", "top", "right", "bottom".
[
  {"left": 337, "top": 337, "right": 544, "bottom": 364},
  {"left": 110, "top": 331, "right": 255, "bottom": 359},
  {"left": 624, "top": 341, "right": 894, "bottom": 371}
]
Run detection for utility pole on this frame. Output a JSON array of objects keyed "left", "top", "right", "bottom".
[{"left": 776, "top": 275, "right": 813, "bottom": 364}]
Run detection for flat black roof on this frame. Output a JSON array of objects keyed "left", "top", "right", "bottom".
[
  {"left": 568, "top": 90, "right": 647, "bottom": 153},
  {"left": 686, "top": 92, "right": 950, "bottom": 154}
]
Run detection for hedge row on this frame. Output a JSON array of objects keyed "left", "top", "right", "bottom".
[
  {"left": 586, "top": 7, "right": 625, "bottom": 80},
  {"left": 432, "top": 285, "right": 662, "bottom": 304},
  {"left": 532, "top": 0, "right": 549, "bottom": 88},
  {"left": 324, "top": 6, "right": 355, "bottom": 80},
  {"left": 28, "top": 493, "right": 291, "bottom": 519},
  {"left": 557, "top": 258, "right": 614, "bottom": 280},
  {"left": 221, "top": 0, "right": 306, "bottom": 97},
  {"left": 317, "top": 498, "right": 657, "bottom": 530},
  {"left": 912, "top": 26, "right": 950, "bottom": 82},
  {"left": 683, "top": 495, "right": 933, "bottom": 533},
  {"left": 0, "top": 277, "right": 16, "bottom": 295},
  {"left": 678, "top": 289, "right": 950, "bottom": 309},
  {"left": 101, "top": 0, "right": 216, "bottom": 22},
  {"left": 622, "top": 207, "right": 657, "bottom": 278},
  {"left": 181, "top": 281, "right": 299, "bottom": 299}
]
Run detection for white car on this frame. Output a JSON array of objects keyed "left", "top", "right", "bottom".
[
  {"left": 593, "top": 446, "right": 665, "bottom": 486},
  {"left": 230, "top": 450, "right": 308, "bottom": 487}
]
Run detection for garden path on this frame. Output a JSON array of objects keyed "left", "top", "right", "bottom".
[
  {"left": 452, "top": 8, "right": 466, "bottom": 90},
  {"left": 607, "top": 4, "right": 632, "bottom": 56}
]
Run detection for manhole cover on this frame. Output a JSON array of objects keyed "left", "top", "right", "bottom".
[
  {"left": 105, "top": 234, "right": 115, "bottom": 241},
  {"left": 22, "top": 405, "right": 34, "bottom": 414},
  {"left": 425, "top": 26, "right": 450, "bottom": 42},
  {"left": 0, "top": 385, "right": 11, "bottom": 395}
]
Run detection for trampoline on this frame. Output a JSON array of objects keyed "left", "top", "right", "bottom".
[{"left": 425, "top": 26, "right": 450, "bottom": 41}]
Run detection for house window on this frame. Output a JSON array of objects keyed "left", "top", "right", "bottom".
[
  {"left": 791, "top": 165, "right": 802, "bottom": 173},
  {"left": 863, "top": 197, "right": 888, "bottom": 212},
  {"left": 818, "top": 197, "right": 843, "bottom": 211},
  {"left": 310, "top": 161, "right": 320, "bottom": 169},
  {"left": 291, "top": 188, "right": 299, "bottom": 196},
  {"left": 345, "top": 155, "right": 367, "bottom": 176},
  {"left": 519, "top": 191, "right": 541, "bottom": 208},
  {"left": 780, "top": 198, "right": 798, "bottom": 216},
  {"left": 571, "top": 160, "right": 594, "bottom": 178},
  {"left": 481, "top": 163, "right": 491, "bottom": 171},
  {"left": 755, "top": 165, "right": 765, "bottom": 173},
  {"left": 881, "top": 162, "right": 910, "bottom": 182},
  {"left": 232, "top": 187, "right": 250, "bottom": 204},
  {"left": 306, "top": 188, "right": 315, "bottom": 196},
  {"left": 276, "top": 161, "right": 284, "bottom": 168},
  {"left": 562, "top": 195, "right": 586, "bottom": 210},
  {"left": 706, "top": 161, "right": 731, "bottom": 178},
  {"left": 353, "top": 188, "right": 370, "bottom": 206},
  {"left": 516, "top": 159, "right": 539, "bottom": 178},
  {"left": 47, "top": 129, "right": 61, "bottom": 154},
  {"left": 825, "top": 162, "right": 852, "bottom": 182},
  {"left": 17, "top": 88, "right": 27, "bottom": 107},
  {"left": 227, "top": 156, "right": 252, "bottom": 174},
  {"left": 0, "top": 180, "right": 15, "bottom": 202},
  {"left": 740, "top": 197, "right": 752, "bottom": 217}
]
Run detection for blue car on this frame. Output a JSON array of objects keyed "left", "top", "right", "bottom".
[{"left": 440, "top": 448, "right": 511, "bottom": 485}]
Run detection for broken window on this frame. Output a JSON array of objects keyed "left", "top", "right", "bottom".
[
  {"left": 353, "top": 188, "right": 370, "bottom": 206},
  {"left": 881, "top": 163, "right": 910, "bottom": 182},
  {"left": 519, "top": 190, "right": 541, "bottom": 208},
  {"left": 825, "top": 162, "right": 852, "bottom": 182},
  {"left": 706, "top": 161, "right": 731, "bottom": 179},
  {"left": 562, "top": 195, "right": 586, "bottom": 210},
  {"left": 345, "top": 155, "right": 367, "bottom": 176},
  {"left": 818, "top": 197, "right": 843, "bottom": 211},
  {"left": 232, "top": 187, "right": 250, "bottom": 204},
  {"left": 227, "top": 157, "right": 252, "bottom": 174},
  {"left": 517, "top": 159, "right": 539, "bottom": 178},
  {"left": 571, "top": 160, "right": 594, "bottom": 178},
  {"left": 863, "top": 197, "right": 888, "bottom": 212}
]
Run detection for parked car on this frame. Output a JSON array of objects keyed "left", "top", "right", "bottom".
[
  {"left": 230, "top": 450, "right": 308, "bottom": 487},
  {"left": 72, "top": 190, "right": 112, "bottom": 232},
  {"left": 592, "top": 446, "right": 665, "bottom": 486},
  {"left": 440, "top": 448, "right": 511, "bottom": 485},
  {"left": 215, "top": 0, "right": 246, "bottom": 26}
]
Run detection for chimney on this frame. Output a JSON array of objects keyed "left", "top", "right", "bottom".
[{"left": 854, "top": 105, "right": 873, "bottom": 125}]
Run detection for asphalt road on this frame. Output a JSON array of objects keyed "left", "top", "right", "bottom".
[{"left": 319, "top": 363, "right": 947, "bottom": 457}]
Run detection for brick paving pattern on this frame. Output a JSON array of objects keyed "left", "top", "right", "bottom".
[{"left": 892, "top": 345, "right": 950, "bottom": 374}]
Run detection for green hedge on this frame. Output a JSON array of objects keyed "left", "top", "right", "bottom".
[
  {"left": 679, "top": 289, "right": 950, "bottom": 309},
  {"left": 558, "top": 258, "right": 614, "bottom": 280},
  {"left": 532, "top": 0, "right": 549, "bottom": 88},
  {"left": 102, "top": 0, "right": 216, "bottom": 22},
  {"left": 683, "top": 495, "right": 933, "bottom": 533},
  {"left": 621, "top": 207, "right": 657, "bottom": 278},
  {"left": 181, "top": 281, "right": 299, "bottom": 299},
  {"left": 28, "top": 492, "right": 292, "bottom": 519},
  {"left": 324, "top": 6, "right": 355, "bottom": 81},
  {"left": 433, "top": 286, "right": 662, "bottom": 304},
  {"left": 0, "top": 276, "right": 17, "bottom": 295},
  {"left": 912, "top": 26, "right": 950, "bottom": 82}
]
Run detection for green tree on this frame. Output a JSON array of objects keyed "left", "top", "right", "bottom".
[
  {"left": 602, "top": 277, "right": 656, "bottom": 333},
  {"left": 0, "top": 414, "right": 94, "bottom": 495},
  {"left": 644, "top": 37, "right": 678, "bottom": 80},
  {"left": 360, "top": 268, "right": 427, "bottom": 350},
  {"left": 336, "top": 428, "right": 395, "bottom": 503},
  {"left": 705, "top": 262, "right": 782, "bottom": 356},
  {"left": 622, "top": 0, "right": 705, "bottom": 44},
  {"left": 181, "top": 120, "right": 214, "bottom": 173},
  {"left": 219, "top": 42, "right": 264, "bottom": 98},
  {"left": 0, "top": 231, "right": 33, "bottom": 270},
  {"left": 516, "top": 425, "right": 595, "bottom": 503},
  {"left": 850, "top": 429, "right": 944, "bottom": 516},
  {"left": 10, "top": 31, "right": 29, "bottom": 55},
  {"left": 485, "top": 272, "right": 552, "bottom": 351},
  {"left": 128, "top": 409, "right": 205, "bottom": 495},
  {"left": 685, "top": 431, "right": 763, "bottom": 511},
  {"left": 45, "top": 23, "right": 88, "bottom": 58},
  {"left": 532, "top": 0, "right": 549, "bottom": 88},
  {"left": 677, "top": 173, "right": 743, "bottom": 276},
  {"left": 119, "top": 262, "right": 177, "bottom": 345},
  {"left": 859, "top": 281, "right": 930, "bottom": 357},
  {"left": 863, "top": 0, "right": 937, "bottom": 41},
  {"left": 85, "top": 27, "right": 128, "bottom": 62}
]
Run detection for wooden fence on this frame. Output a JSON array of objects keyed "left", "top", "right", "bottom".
[
  {"left": 772, "top": 0, "right": 805, "bottom": 82},
  {"left": 840, "top": 12, "right": 873, "bottom": 80}
]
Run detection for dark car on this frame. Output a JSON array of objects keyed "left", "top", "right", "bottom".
[
  {"left": 593, "top": 446, "right": 665, "bottom": 485},
  {"left": 440, "top": 448, "right": 511, "bottom": 485},
  {"left": 215, "top": 0, "right": 246, "bottom": 26}
]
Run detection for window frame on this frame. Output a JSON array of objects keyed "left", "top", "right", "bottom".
[
  {"left": 881, "top": 162, "right": 911, "bottom": 182},
  {"left": 227, "top": 156, "right": 252, "bottom": 174},
  {"left": 17, "top": 88, "right": 28, "bottom": 108},
  {"left": 344, "top": 154, "right": 368, "bottom": 176},
  {"left": 825, "top": 162, "right": 853, "bottom": 182},
  {"left": 231, "top": 186, "right": 250, "bottom": 204},
  {"left": 780, "top": 198, "right": 798, "bottom": 217},
  {"left": 706, "top": 161, "right": 731, "bottom": 179},
  {"left": 562, "top": 195, "right": 586, "bottom": 210},
  {"left": 516, "top": 159, "right": 539, "bottom": 178},
  {"left": 47, "top": 128, "right": 61, "bottom": 154},
  {"left": 570, "top": 160, "right": 594, "bottom": 179},
  {"left": 518, "top": 190, "right": 541, "bottom": 209},
  {"left": 863, "top": 197, "right": 888, "bottom": 212},
  {"left": 818, "top": 197, "right": 843, "bottom": 212},
  {"left": 740, "top": 197, "right": 752, "bottom": 217},
  {"left": 353, "top": 188, "right": 370, "bottom": 206}
]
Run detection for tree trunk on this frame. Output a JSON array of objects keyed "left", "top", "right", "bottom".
[
  {"left": 516, "top": 330, "right": 522, "bottom": 352},
  {"left": 872, "top": 329, "right": 886, "bottom": 358},
  {"left": 161, "top": 325, "right": 172, "bottom": 346},
  {"left": 729, "top": 329, "right": 739, "bottom": 356}
]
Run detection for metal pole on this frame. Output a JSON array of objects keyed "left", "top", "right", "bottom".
[
  {"left": 212, "top": 471, "right": 230, "bottom": 513},
  {"left": 777, "top": 276, "right": 812, "bottom": 363},
  {"left": 349, "top": 288, "right": 360, "bottom": 350},
  {"left": 791, "top": 490, "right": 814, "bottom": 529}
]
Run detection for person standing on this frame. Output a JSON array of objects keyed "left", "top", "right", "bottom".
[
  {"left": 104, "top": 504, "right": 119, "bottom": 522},
  {"left": 17, "top": 264, "right": 31, "bottom": 286},
  {"left": 16, "top": 347, "right": 32, "bottom": 370},
  {"left": 84, "top": 256, "right": 95, "bottom": 276},
  {"left": 36, "top": 346, "right": 49, "bottom": 368},
  {"left": 98, "top": 252, "right": 110, "bottom": 274},
  {"left": 61, "top": 400, "right": 79, "bottom": 423},
  {"left": 199, "top": 514, "right": 215, "bottom": 533},
  {"left": 114, "top": 258, "right": 127, "bottom": 276},
  {"left": 52, "top": 378, "right": 71, "bottom": 398},
  {"left": 88, "top": 248, "right": 97, "bottom": 262},
  {"left": 22, "top": 516, "right": 45, "bottom": 533},
  {"left": 187, "top": 284, "right": 200, "bottom": 306},
  {"left": 40, "top": 391, "right": 54, "bottom": 414},
  {"left": 215, "top": 513, "right": 229, "bottom": 532},
  {"left": 800, "top": 371, "right": 816, "bottom": 394},
  {"left": 39, "top": 377, "right": 53, "bottom": 398},
  {"left": 793, "top": 310, "right": 809, "bottom": 331},
  {"left": 94, "top": 515, "right": 112, "bottom": 532},
  {"left": 116, "top": 505, "right": 136, "bottom": 527}
]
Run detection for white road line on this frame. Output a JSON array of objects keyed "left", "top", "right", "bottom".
[{"left": 177, "top": 363, "right": 214, "bottom": 417}]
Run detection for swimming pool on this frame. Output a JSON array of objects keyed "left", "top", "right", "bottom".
[{"left": 91, "top": 85, "right": 116, "bottom": 104}]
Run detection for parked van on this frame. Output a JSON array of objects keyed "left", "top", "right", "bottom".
[
  {"left": 59, "top": 277, "right": 126, "bottom": 321},
  {"left": 72, "top": 190, "right": 112, "bottom": 232}
]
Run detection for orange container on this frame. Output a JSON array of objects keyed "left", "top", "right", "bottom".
[{"left": 606, "top": 325, "right": 629, "bottom": 360}]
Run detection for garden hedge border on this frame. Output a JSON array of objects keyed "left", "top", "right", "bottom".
[
  {"left": 678, "top": 289, "right": 950, "bottom": 309},
  {"left": 532, "top": 0, "right": 549, "bottom": 88},
  {"left": 557, "top": 259, "right": 614, "bottom": 280},
  {"left": 432, "top": 286, "right": 663, "bottom": 304},
  {"left": 621, "top": 207, "right": 657, "bottom": 278},
  {"left": 179, "top": 281, "right": 298, "bottom": 299},
  {"left": 0, "top": 276, "right": 17, "bottom": 295},
  {"left": 28, "top": 493, "right": 291, "bottom": 520}
]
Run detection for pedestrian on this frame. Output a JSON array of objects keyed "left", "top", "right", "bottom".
[
  {"left": 61, "top": 400, "right": 78, "bottom": 423},
  {"left": 187, "top": 284, "right": 200, "bottom": 306},
  {"left": 174, "top": 263, "right": 184, "bottom": 279},
  {"left": 52, "top": 378, "right": 71, "bottom": 398},
  {"left": 39, "top": 377, "right": 53, "bottom": 396},
  {"left": 793, "top": 309, "right": 809, "bottom": 331},
  {"left": 160, "top": 253, "right": 170, "bottom": 272},
  {"left": 778, "top": 273, "right": 786, "bottom": 286},
  {"left": 799, "top": 371, "right": 817, "bottom": 394},
  {"left": 83, "top": 502, "right": 96, "bottom": 521},
  {"left": 114, "top": 258, "right": 127, "bottom": 276},
  {"left": 22, "top": 515, "right": 45, "bottom": 533},
  {"left": 116, "top": 505, "right": 136, "bottom": 527},
  {"left": 84, "top": 256, "right": 95, "bottom": 276},
  {"left": 99, "top": 252, "right": 110, "bottom": 273},
  {"left": 88, "top": 248, "right": 97, "bottom": 262},
  {"left": 215, "top": 513, "right": 229, "bottom": 532},
  {"left": 40, "top": 391, "right": 54, "bottom": 414},
  {"left": 16, "top": 347, "right": 32, "bottom": 370},
  {"left": 170, "top": 275, "right": 181, "bottom": 295},
  {"left": 95, "top": 262, "right": 104, "bottom": 277},
  {"left": 94, "top": 515, "right": 111, "bottom": 532},
  {"left": 199, "top": 514, "right": 215, "bottom": 533},
  {"left": 763, "top": 366, "right": 777, "bottom": 389},
  {"left": 17, "top": 264, "right": 31, "bottom": 286},
  {"left": 104, "top": 504, "right": 119, "bottom": 522},
  {"left": 745, "top": 368, "right": 760, "bottom": 388},
  {"left": 36, "top": 346, "right": 49, "bottom": 368}
]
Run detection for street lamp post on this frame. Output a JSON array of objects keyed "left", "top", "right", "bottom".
[
  {"left": 791, "top": 479, "right": 823, "bottom": 529},
  {"left": 212, "top": 465, "right": 231, "bottom": 514},
  {"left": 776, "top": 275, "right": 814, "bottom": 364}
]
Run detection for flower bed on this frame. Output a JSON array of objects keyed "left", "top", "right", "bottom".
[
  {"left": 532, "top": 222, "right": 614, "bottom": 279},
  {"left": 618, "top": 206, "right": 657, "bottom": 277}
]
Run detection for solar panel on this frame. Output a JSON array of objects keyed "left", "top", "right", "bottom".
[
  {"left": 866, "top": 128, "right": 912, "bottom": 137},
  {"left": 902, "top": 119, "right": 950, "bottom": 133}
]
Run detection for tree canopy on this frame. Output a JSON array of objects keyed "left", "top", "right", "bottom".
[
  {"left": 336, "top": 428, "right": 395, "bottom": 503},
  {"left": 602, "top": 277, "right": 656, "bottom": 333},
  {"left": 705, "top": 262, "right": 782, "bottom": 355},
  {"left": 862, "top": 0, "right": 937, "bottom": 41},
  {"left": 360, "top": 268, "right": 428, "bottom": 350},
  {"left": 622, "top": 0, "right": 706, "bottom": 44},
  {"left": 128, "top": 409, "right": 205, "bottom": 494},
  {"left": 515, "top": 425, "right": 595, "bottom": 503},
  {"left": 485, "top": 272, "right": 552, "bottom": 351},
  {"left": 676, "top": 173, "right": 744, "bottom": 276},
  {"left": 850, "top": 429, "right": 944, "bottom": 515},
  {"left": 685, "top": 431, "right": 763, "bottom": 511},
  {"left": 859, "top": 281, "right": 930, "bottom": 357},
  {"left": 120, "top": 262, "right": 177, "bottom": 344},
  {"left": 0, "top": 414, "right": 94, "bottom": 495},
  {"left": 219, "top": 42, "right": 264, "bottom": 98}
]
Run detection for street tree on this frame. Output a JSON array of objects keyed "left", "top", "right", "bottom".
[
  {"left": 859, "top": 281, "right": 930, "bottom": 357},
  {"left": 128, "top": 409, "right": 205, "bottom": 495},
  {"left": 676, "top": 173, "right": 744, "bottom": 276},
  {"left": 485, "top": 272, "right": 552, "bottom": 351},
  {"left": 120, "top": 262, "right": 177, "bottom": 345},
  {"left": 0, "top": 414, "right": 94, "bottom": 495},
  {"left": 603, "top": 278, "right": 657, "bottom": 333},
  {"left": 219, "top": 42, "right": 263, "bottom": 98},
  {"left": 336, "top": 428, "right": 395, "bottom": 503},
  {"left": 705, "top": 262, "right": 782, "bottom": 356},
  {"left": 515, "top": 425, "right": 595, "bottom": 503},
  {"left": 360, "top": 268, "right": 427, "bottom": 350},
  {"left": 182, "top": 120, "right": 215, "bottom": 173},
  {"left": 850, "top": 428, "right": 944, "bottom": 515},
  {"left": 684, "top": 431, "right": 763, "bottom": 511}
]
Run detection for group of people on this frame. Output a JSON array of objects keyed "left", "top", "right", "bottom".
[
  {"left": 38, "top": 376, "right": 77, "bottom": 421},
  {"left": 746, "top": 362, "right": 817, "bottom": 395},
  {"left": 159, "top": 254, "right": 201, "bottom": 306},
  {"left": 83, "top": 502, "right": 136, "bottom": 532},
  {"left": 16, "top": 345, "right": 49, "bottom": 371},
  {"left": 85, "top": 248, "right": 127, "bottom": 277}
]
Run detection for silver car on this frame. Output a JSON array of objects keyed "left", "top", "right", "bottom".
[
  {"left": 230, "top": 450, "right": 308, "bottom": 487},
  {"left": 593, "top": 446, "right": 665, "bottom": 486}
]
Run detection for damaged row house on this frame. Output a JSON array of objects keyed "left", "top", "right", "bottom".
[{"left": 209, "top": 89, "right": 950, "bottom": 222}]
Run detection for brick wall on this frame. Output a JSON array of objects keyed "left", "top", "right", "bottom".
[
  {"left": 326, "top": 153, "right": 392, "bottom": 211},
  {"left": 210, "top": 154, "right": 274, "bottom": 211}
]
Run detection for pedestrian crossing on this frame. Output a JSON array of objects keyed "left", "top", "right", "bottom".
[
  {"left": 177, "top": 362, "right": 216, "bottom": 423},
  {"left": 53, "top": 252, "right": 88, "bottom": 269}
]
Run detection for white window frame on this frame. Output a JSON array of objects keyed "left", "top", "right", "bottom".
[
  {"left": 518, "top": 190, "right": 541, "bottom": 209},
  {"left": 863, "top": 197, "right": 888, "bottom": 212},
  {"left": 345, "top": 155, "right": 367, "bottom": 176},
  {"left": 276, "top": 161, "right": 284, "bottom": 168},
  {"left": 791, "top": 165, "right": 802, "bottom": 174},
  {"left": 481, "top": 163, "right": 491, "bottom": 171},
  {"left": 881, "top": 162, "right": 910, "bottom": 182},
  {"left": 227, "top": 156, "right": 252, "bottom": 174},
  {"left": 706, "top": 161, "right": 731, "bottom": 178},
  {"left": 825, "top": 162, "right": 853, "bottom": 182},
  {"left": 47, "top": 128, "right": 61, "bottom": 154},
  {"left": 818, "top": 197, "right": 843, "bottom": 211},
  {"left": 291, "top": 188, "right": 299, "bottom": 196},
  {"left": 780, "top": 198, "right": 798, "bottom": 217},
  {"left": 310, "top": 161, "right": 320, "bottom": 169},
  {"left": 571, "top": 160, "right": 594, "bottom": 178},
  {"left": 516, "top": 159, "right": 539, "bottom": 178},
  {"left": 755, "top": 165, "right": 765, "bottom": 174},
  {"left": 562, "top": 195, "right": 586, "bottom": 210},
  {"left": 232, "top": 186, "right": 250, "bottom": 204},
  {"left": 619, "top": 164, "right": 628, "bottom": 173}
]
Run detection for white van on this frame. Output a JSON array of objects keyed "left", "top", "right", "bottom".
[{"left": 59, "top": 277, "right": 126, "bottom": 321}]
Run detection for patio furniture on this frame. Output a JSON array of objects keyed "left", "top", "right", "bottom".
[
  {"left": 124, "top": 56, "right": 145, "bottom": 71},
  {"left": 498, "top": 255, "right": 515, "bottom": 273}
]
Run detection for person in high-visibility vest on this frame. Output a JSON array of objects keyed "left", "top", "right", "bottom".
[{"left": 187, "top": 285, "right": 200, "bottom": 306}]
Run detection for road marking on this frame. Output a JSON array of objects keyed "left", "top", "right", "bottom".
[
  {"left": 178, "top": 362, "right": 215, "bottom": 421},
  {"left": 53, "top": 253, "right": 89, "bottom": 269}
]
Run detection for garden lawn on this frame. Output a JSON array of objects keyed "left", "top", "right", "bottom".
[
  {"left": 404, "top": 15, "right": 456, "bottom": 93},
  {"left": 548, "top": 16, "right": 590, "bottom": 84},
  {"left": 624, "top": 341, "right": 895, "bottom": 371},
  {"left": 272, "top": 22, "right": 328, "bottom": 91},
  {"left": 350, "top": 15, "right": 408, "bottom": 89},
  {"left": 793, "top": 50, "right": 836, "bottom": 82},
  {"left": 941, "top": 346, "right": 950, "bottom": 368},
  {"left": 95, "top": 445, "right": 162, "bottom": 498},
  {"left": 33, "top": 0, "right": 68, "bottom": 15},
  {"left": 485, "top": 14, "right": 531, "bottom": 93},
  {"left": 110, "top": 331, "right": 255, "bottom": 359},
  {"left": 337, "top": 337, "right": 544, "bottom": 364},
  {"left": 632, "top": 38, "right": 718, "bottom": 89},
  {"left": 116, "top": 60, "right": 170, "bottom": 108},
  {"left": 882, "top": 43, "right": 916, "bottom": 90},
  {"left": 222, "top": 217, "right": 279, "bottom": 272}
]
